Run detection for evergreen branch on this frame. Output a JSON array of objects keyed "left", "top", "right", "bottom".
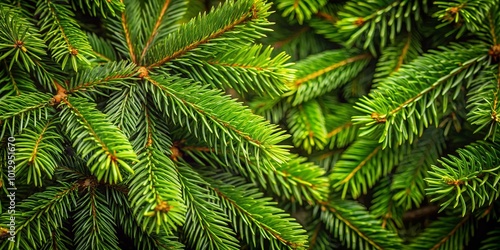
[
  {"left": 73, "top": 187, "right": 120, "bottom": 250},
  {"left": 325, "top": 103, "right": 362, "bottom": 149},
  {"left": 483, "top": 4, "right": 500, "bottom": 46},
  {"left": 287, "top": 50, "right": 371, "bottom": 105},
  {"left": 0, "top": 4, "right": 46, "bottom": 71},
  {"left": 287, "top": 100, "right": 327, "bottom": 153},
  {"left": 392, "top": 128, "right": 446, "bottom": 210},
  {"left": 426, "top": 141, "right": 500, "bottom": 216},
  {"left": 127, "top": 148, "right": 186, "bottom": 234},
  {"left": 118, "top": 1, "right": 137, "bottom": 63},
  {"left": 181, "top": 144, "right": 269, "bottom": 188},
  {"left": 103, "top": 84, "right": 143, "bottom": 138},
  {"left": 130, "top": 103, "right": 173, "bottom": 153},
  {"left": 86, "top": 32, "right": 117, "bottom": 62},
  {"left": 0, "top": 92, "right": 52, "bottom": 138},
  {"left": 177, "top": 164, "right": 240, "bottom": 249},
  {"left": 206, "top": 173, "right": 309, "bottom": 249},
  {"left": 466, "top": 65, "right": 500, "bottom": 140},
  {"left": 276, "top": 0, "right": 327, "bottom": 24},
  {"left": 330, "top": 139, "right": 409, "bottom": 198},
  {"left": 373, "top": 32, "right": 423, "bottom": 84},
  {"left": 59, "top": 97, "right": 137, "bottom": 183},
  {"left": 308, "top": 3, "right": 343, "bottom": 43},
  {"left": 145, "top": 0, "right": 271, "bottom": 68},
  {"left": 354, "top": 43, "right": 488, "bottom": 148},
  {"left": 434, "top": 0, "right": 494, "bottom": 35},
  {"left": 250, "top": 97, "right": 290, "bottom": 124},
  {"left": 293, "top": 53, "right": 370, "bottom": 87},
  {"left": 139, "top": 0, "right": 178, "bottom": 60},
  {"left": 106, "top": 188, "right": 185, "bottom": 250},
  {"left": 184, "top": 149, "right": 329, "bottom": 204},
  {"left": 35, "top": 0, "right": 94, "bottom": 70},
  {"left": 265, "top": 155, "right": 329, "bottom": 203},
  {"left": 67, "top": 61, "right": 137, "bottom": 93},
  {"left": 335, "top": 0, "right": 426, "bottom": 51},
  {"left": 41, "top": 228, "right": 73, "bottom": 250},
  {"left": 320, "top": 200, "right": 403, "bottom": 250},
  {"left": 31, "top": 57, "right": 68, "bottom": 91},
  {"left": 175, "top": 45, "right": 293, "bottom": 98},
  {"left": 307, "top": 219, "right": 338, "bottom": 250},
  {"left": 273, "top": 26, "right": 309, "bottom": 49},
  {"left": 15, "top": 116, "right": 64, "bottom": 186},
  {"left": 0, "top": 63, "right": 37, "bottom": 98},
  {"left": 145, "top": 74, "right": 290, "bottom": 165},
  {"left": 407, "top": 214, "right": 475, "bottom": 250},
  {"left": 370, "top": 177, "right": 404, "bottom": 231},
  {"left": 0, "top": 182, "right": 79, "bottom": 250},
  {"left": 70, "top": 0, "right": 124, "bottom": 17},
  {"left": 265, "top": 23, "right": 326, "bottom": 61}
]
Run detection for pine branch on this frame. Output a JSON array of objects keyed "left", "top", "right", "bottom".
[
  {"left": 70, "top": 0, "right": 124, "bottom": 17},
  {"left": 67, "top": 61, "right": 137, "bottom": 94},
  {"left": 287, "top": 99, "right": 327, "bottom": 153},
  {"left": 308, "top": 3, "right": 342, "bottom": 43},
  {"left": 138, "top": 0, "right": 187, "bottom": 64},
  {"left": 35, "top": 0, "right": 94, "bottom": 70},
  {"left": 426, "top": 141, "right": 500, "bottom": 216},
  {"left": 0, "top": 4, "right": 46, "bottom": 71},
  {"left": 392, "top": 128, "right": 446, "bottom": 210},
  {"left": 177, "top": 164, "right": 240, "bottom": 250},
  {"left": 145, "top": 74, "right": 290, "bottom": 165},
  {"left": 127, "top": 148, "right": 186, "bottom": 234},
  {"left": 306, "top": 219, "right": 338, "bottom": 250},
  {"left": 103, "top": 84, "right": 143, "bottom": 138},
  {"left": 287, "top": 49, "right": 371, "bottom": 105},
  {"left": 174, "top": 44, "right": 293, "bottom": 98},
  {"left": 0, "top": 182, "right": 79, "bottom": 250},
  {"left": 434, "top": 0, "right": 494, "bottom": 36},
  {"left": 335, "top": 0, "right": 426, "bottom": 52},
  {"left": 14, "top": 116, "right": 64, "bottom": 186},
  {"left": 276, "top": 0, "right": 327, "bottom": 24},
  {"left": 0, "top": 64, "right": 37, "bottom": 98},
  {"left": 320, "top": 199, "right": 403, "bottom": 250},
  {"left": 466, "top": 65, "right": 500, "bottom": 140},
  {"left": 370, "top": 177, "right": 404, "bottom": 231},
  {"left": 324, "top": 103, "right": 361, "bottom": 149},
  {"left": 354, "top": 42, "right": 488, "bottom": 148},
  {"left": 86, "top": 32, "right": 118, "bottom": 62},
  {"left": 59, "top": 97, "right": 137, "bottom": 183},
  {"left": 205, "top": 173, "right": 309, "bottom": 249},
  {"left": 73, "top": 186, "right": 120, "bottom": 250},
  {"left": 373, "top": 32, "right": 423, "bottom": 84},
  {"left": 250, "top": 97, "right": 290, "bottom": 124},
  {"left": 265, "top": 155, "right": 329, "bottom": 204},
  {"left": 184, "top": 149, "right": 329, "bottom": 204},
  {"left": 145, "top": 0, "right": 272, "bottom": 68},
  {"left": 0, "top": 92, "right": 53, "bottom": 138},
  {"left": 407, "top": 214, "right": 475, "bottom": 250},
  {"left": 40, "top": 228, "right": 73, "bottom": 250},
  {"left": 105, "top": 188, "right": 186, "bottom": 250},
  {"left": 330, "top": 139, "right": 410, "bottom": 199},
  {"left": 130, "top": 103, "right": 173, "bottom": 153}
]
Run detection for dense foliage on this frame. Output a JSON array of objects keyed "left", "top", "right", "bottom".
[{"left": 0, "top": 0, "right": 500, "bottom": 249}]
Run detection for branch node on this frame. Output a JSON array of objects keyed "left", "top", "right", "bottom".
[
  {"left": 138, "top": 66, "right": 149, "bottom": 78},
  {"left": 50, "top": 81, "right": 68, "bottom": 106}
]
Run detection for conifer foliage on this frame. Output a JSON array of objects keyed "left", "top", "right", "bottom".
[
  {"left": 1, "top": 0, "right": 500, "bottom": 249},
  {"left": 0, "top": 0, "right": 324, "bottom": 249},
  {"left": 254, "top": 0, "right": 500, "bottom": 249}
]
